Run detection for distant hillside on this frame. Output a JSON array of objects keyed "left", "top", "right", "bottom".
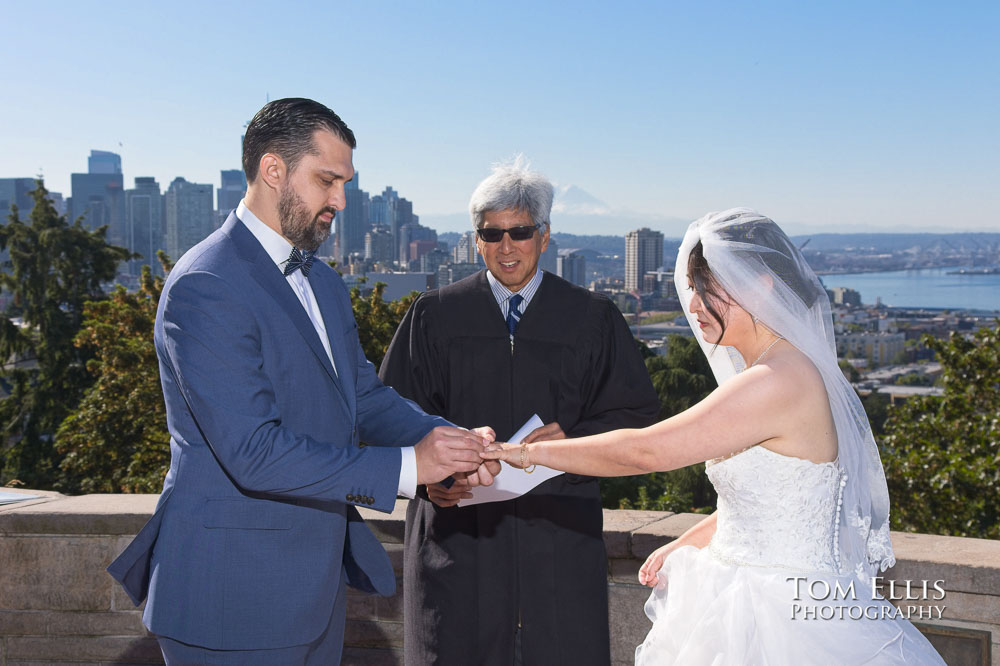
[
  {"left": 441, "top": 231, "right": 681, "bottom": 263},
  {"left": 441, "top": 230, "right": 999, "bottom": 256},
  {"left": 790, "top": 232, "right": 1000, "bottom": 252}
]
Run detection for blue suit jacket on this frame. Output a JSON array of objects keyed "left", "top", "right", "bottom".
[{"left": 107, "top": 213, "right": 448, "bottom": 650}]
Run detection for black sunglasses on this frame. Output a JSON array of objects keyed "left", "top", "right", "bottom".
[{"left": 475, "top": 224, "right": 542, "bottom": 243}]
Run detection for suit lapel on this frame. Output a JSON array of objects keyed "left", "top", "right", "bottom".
[
  {"left": 310, "top": 269, "right": 357, "bottom": 417},
  {"left": 226, "top": 215, "right": 348, "bottom": 404}
]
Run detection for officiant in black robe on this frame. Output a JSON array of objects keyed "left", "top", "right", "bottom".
[{"left": 379, "top": 159, "right": 660, "bottom": 666}]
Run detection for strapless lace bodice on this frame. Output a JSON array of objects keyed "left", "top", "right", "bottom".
[{"left": 705, "top": 446, "right": 845, "bottom": 573}]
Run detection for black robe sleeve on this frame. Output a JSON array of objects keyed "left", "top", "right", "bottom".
[
  {"left": 567, "top": 296, "right": 660, "bottom": 438},
  {"left": 379, "top": 293, "right": 444, "bottom": 501}
]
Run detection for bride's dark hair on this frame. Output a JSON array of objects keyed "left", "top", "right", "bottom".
[
  {"left": 687, "top": 240, "right": 732, "bottom": 338},
  {"left": 687, "top": 218, "right": 824, "bottom": 342}
]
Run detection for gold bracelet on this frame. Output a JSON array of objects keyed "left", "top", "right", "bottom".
[{"left": 520, "top": 442, "right": 536, "bottom": 473}]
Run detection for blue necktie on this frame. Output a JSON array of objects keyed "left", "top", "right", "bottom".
[
  {"left": 283, "top": 247, "right": 316, "bottom": 277},
  {"left": 507, "top": 294, "right": 524, "bottom": 336}
]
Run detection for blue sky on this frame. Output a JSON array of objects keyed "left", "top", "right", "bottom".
[{"left": 1, "top": 1, "right": 997, "bottom": 234}]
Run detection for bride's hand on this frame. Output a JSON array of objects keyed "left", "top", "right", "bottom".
[
  {"left": 638, "top": 541, "right": 681, "bottom": 588},
  {"left": 481, "top": 442, "right": 524, "bottom": 468}
]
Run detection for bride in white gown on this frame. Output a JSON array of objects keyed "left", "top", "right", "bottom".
[{"left": 483, "top": 209, "right": 945, "bottom": 664}]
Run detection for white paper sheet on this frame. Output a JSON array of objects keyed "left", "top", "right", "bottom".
[
  {"left": 0, "top": 491, "right": 40, "bottom": 506},
  {"left": 459, "top": 414, "right": 564, "bottom": 506}
]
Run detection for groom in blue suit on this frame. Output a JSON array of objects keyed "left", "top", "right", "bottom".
[{"left": 108, "top": 98, "right": 493, "bottom": 664}]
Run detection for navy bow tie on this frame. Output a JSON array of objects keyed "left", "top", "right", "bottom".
[{"left": 283, "top": 247, "right": 316, "bottom": 277}]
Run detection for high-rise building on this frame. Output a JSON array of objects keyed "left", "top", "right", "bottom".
[
  {"left": 0, "top": 178, "right": 37, "bottom": 217},
  {"left": 540, "top": 237, "right": 558, "bottom": 273},
  {"left": 70, "top": 151, "right": 125, "bottom": 246},
  {"left": 334, "top": 173, "right": 369, "bottom": 263},
  {"left": 217, "top": 169, "right": 246, "bottom": 223},
  {"left": 453, "top": 231, "right": 479, "bottom": 264},
  {"left": 87, "top": 150, "right": 122, "bottom": 174},
  {"left": 364, "top": 225, "right": 395, "bottom": 264},
  {"left": 125, "top": 177, "right": 164, "bottom": 276},
  {"left": 625, "top": 228, "right": 664, "bottom": 292},
  {"left": 437, "top": 262, "right": 481, "bottom": 287},
  {"left": 369, "top": 186, "right": 416, "bottom": 261},
  {"left": 557, "top": 249, "right": 587, "bottom": 287},
  {"left": 420, "top": 248, "right": 450, "bottom": 274},
  {"left": 399, "top": 223, "right": 437, "bottom": 264},
  {"left": 164, "top": 177, "right": 214, "bottom": 261}
]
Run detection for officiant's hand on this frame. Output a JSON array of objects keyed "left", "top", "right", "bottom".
[
  {"left": 427, "top": 474, "right": 475, "bottom": 507},
  {"left": 522, "top": 421, "right": 565, "bottom": 444}
]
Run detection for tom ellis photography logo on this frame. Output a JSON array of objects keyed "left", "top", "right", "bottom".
[{"left": 788, "top": 577, "right": 947, "bottom": 621}]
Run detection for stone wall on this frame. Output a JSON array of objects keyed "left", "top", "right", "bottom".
[{"left": 0, "top": 490, "right": 996, "bottom": 665}]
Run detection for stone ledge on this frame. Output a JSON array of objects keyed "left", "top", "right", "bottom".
[
  {"left": 0, "top": 494, "right": 159, "bottom": 536},
  {"left": 4, "top": 493, "right": 999, "bottom": 596}
]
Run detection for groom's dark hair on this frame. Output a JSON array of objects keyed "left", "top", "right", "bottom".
[{"left": 242, "top": 98, "right": 356, "bottom": 183}]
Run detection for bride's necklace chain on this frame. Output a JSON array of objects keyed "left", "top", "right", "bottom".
[{"left": 749, "top": 336, "right": 784, "bottom": 368}]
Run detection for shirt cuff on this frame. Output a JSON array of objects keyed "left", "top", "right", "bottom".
[{"left": 397, "top": 446, "right": 417, "bottom": 498}]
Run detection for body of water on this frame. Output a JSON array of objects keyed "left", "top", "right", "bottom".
[{"left": 820, "top": 267, "right": 1000, "bottom": 312}]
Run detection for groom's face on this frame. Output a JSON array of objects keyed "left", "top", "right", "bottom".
[{"left": 278, "top": 130, "right": 355, "bottom": 251}]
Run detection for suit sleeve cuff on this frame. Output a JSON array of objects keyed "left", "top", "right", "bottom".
[{"left": 397, "top": 446, "right": 417, "bottom": 498}]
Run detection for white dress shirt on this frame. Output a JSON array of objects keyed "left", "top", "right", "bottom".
[{"left": 237, "top": 201, "right": 417, "bottom": 498}]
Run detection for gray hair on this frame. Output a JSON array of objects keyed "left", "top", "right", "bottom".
[{"left": 469, "top": 155, "right": 554, "bottom": 230}]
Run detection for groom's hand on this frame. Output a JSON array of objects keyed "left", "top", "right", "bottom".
[
  {"left": 467, "top": 426, "right": 500, "bottom": 487},
  {"left": 414, "top": 426, "right": 488, "bottom": 486}
]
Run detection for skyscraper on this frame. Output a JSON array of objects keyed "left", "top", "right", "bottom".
[
  {"left": 334, "top": 173, "right": 369, "bottom": 262},
  {"left": 540, "top": 237, "right": 558, "bottom": 274},
  {"left": 0, "top": 178, "right": 37, "bottom": 217},
  {"left": 217, "top": 169, "right": 246, "bottom": 223},
  {"left": 625, "top": 228, "right": 664, "bottom": 292},
  {"left": 557, "top": 249, "right": 587, "bottom": 287},
  {"left": 125, "top": 177, "right": 164, "bottom": 276},
  {"left": 398, "top": 223, "right": 437, "bottom": 265},
  {"left": 87, "top": 150, "right": 122, "bottom": 175},
  {"left": 164, "top": 177, "right": 214, "bottom": 261},
  {"left": 70, "top": 150, "right": 125, "bottom": 246},
  {"left": 364, "top": 225, "right": 395, "bottom": 264},
  {"left": 453, "top": 231, "right": 479, "bottom": 265}
]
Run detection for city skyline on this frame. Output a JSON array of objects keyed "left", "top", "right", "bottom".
[{"left": 1, "top": 2, "right": 998, "bottom": 235}]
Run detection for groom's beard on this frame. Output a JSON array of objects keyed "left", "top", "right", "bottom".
[{"left": 278, "top": 183, "right": 334, "bottom": 252}]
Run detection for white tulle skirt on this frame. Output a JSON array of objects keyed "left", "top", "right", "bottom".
[{"left": 634, "top": 546, "right": 946, "bottom": 665}]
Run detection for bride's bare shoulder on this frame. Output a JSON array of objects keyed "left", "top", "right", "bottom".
[{"left": 740, "top": 343, "right": 826, "bottom": 404}]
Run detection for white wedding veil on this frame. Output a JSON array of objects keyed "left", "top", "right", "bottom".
[{"left": 675, "top": 208, "right": 895, "bottom": 579}]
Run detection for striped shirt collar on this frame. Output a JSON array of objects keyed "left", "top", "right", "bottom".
[{"left": 486, "top": 267, "right": 544, "bottom": 322}]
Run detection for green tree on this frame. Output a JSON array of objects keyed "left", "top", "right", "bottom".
[
  {"left": 859, "top": 390, "right": 891, "bottom": 439},
  {"left": 839, "top": 359, "right": 860, "bottom": 383},
  {"left": 349, "top": 279, "right": 418, "bottom": 368},
  {"left": 600, "top": 334, "right": 719, "bottom": 513},
  {"left": 0, "top": 181, "right": 131, "bottom": 487},
  {"left": 55, "top": 256, "right": 172, "bottom": 493},
  {"left": 880, "top": 324, "right": 1000, "bottom": 539}
]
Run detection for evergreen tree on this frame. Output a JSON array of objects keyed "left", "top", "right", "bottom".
[
  {"left": 348, "top": 279, "right": 419, "bottom": 368},
  {"left": 55, "top": 256, "right": 172, "bottom": 493},
  {"left": 0, "top": 180, "right": 130, "bottom": 487},
  {"left": 600, "top": 334, "right": 719, "bottom": 513},
  {"left": 880, "top": 324, "right": 999, "bottom": 539}
]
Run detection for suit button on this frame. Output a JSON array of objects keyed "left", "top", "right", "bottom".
[
  {"left": 366, "top": 496, "right": 374, "bottom": 505},
  {"left": 346, "top": 494, "right": 355, "bottom": 502}
]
